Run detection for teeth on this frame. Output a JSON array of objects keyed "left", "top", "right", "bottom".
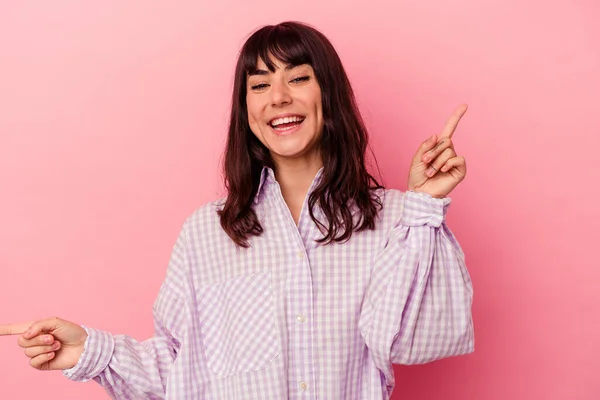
[{"left": 270, "top": 116, "right": 304, "bottom": 127}]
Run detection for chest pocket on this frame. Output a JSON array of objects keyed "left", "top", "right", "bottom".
[{"left": 197, "top": 270, "right": 280, "bottom": 378}]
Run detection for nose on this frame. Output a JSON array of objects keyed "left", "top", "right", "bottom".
[{"left": 270, "top": 80, "right": 292, "bottom": 107}]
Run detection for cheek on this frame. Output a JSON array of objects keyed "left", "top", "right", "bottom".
[
  {"left": 246, "top": 106, "right": 260, "bottom": 130},
  {"left": 314, "top": 94, "right": 324, "bottom": 128},
  {"left": 246, "top": 96, "right": 266, "bottom": 127},
  {"left": 248, "top": 113, "right": 258, "bottom": 128},
  {"left": 246, "top": 110, "right": 264, "bottom": 142},
  {"left": 246, "top": 98, "right": 254, "bottom": 121},
  {"left": 312, "top": 89, "right": 323, "bottom": 116}
]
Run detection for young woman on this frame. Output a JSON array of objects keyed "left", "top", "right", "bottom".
[{"left": 0, "top": 21, "right": 473, "bottom": 399}]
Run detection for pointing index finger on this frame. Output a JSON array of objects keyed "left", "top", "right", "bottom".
[
  {"left": 440, "top": 103, "right": 468, "bottom": 139},
  {"left": 0, "top": 322, "right": 34, "bottom": 336}
]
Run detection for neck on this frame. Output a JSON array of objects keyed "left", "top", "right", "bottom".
[{"left": 273, "top": 157, "right": 323, "bottom": 197}]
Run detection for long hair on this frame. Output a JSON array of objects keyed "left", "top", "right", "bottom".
[{"left": 218, "top": 21, "right": 384, "bottom": 248}]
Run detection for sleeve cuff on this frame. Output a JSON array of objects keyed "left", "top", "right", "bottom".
[
  {"left": 62, "top": 325, "right": 115, "bottom": 382},
  {"left": 400, "top": 190, "right": 452, "bottom": 228}
]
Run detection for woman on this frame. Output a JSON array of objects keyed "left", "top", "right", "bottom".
[{"left": 0, "top": 21, "right": 473, "bottom": 399}]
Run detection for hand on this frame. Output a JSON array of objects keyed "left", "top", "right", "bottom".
[
  {"left": 0, "top": 317, "right": 88, "bottom": 371},
  {"left": 408, "top": 104, "right": 468, "bottom": 198}
]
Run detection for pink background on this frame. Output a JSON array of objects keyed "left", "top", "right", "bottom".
[{"left": 1, "top": 1, "right": 598, "bottom": 399}]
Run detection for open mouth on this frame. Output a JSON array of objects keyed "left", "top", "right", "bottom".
[{"left": 269, "top": 115, "right": 306, "bottom": 132}]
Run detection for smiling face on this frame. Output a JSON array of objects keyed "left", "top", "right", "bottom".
[{"left": 246, "top": 56, "right": 324, "bottom": 167}]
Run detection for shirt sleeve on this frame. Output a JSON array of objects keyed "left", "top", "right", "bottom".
[
  {"left": 359, "top": 190, "right": 474, "bottom": 383},
  {"left": 61, "top": 223, "right": 191, "bottom": 400}
]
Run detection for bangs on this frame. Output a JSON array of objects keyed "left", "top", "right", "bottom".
[{"left": 241, "top": 24, "right": 313, "bottom": 74}]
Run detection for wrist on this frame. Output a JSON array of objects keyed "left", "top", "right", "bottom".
[{"left": 410, "top": 188, "right": 445, "bottom": 199}]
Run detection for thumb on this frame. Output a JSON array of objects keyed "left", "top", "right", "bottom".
[{"left": 22, "top": 317, "right": 62, "bottom": 339}]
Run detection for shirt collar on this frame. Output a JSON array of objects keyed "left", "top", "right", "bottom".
[
  {"left": 253, "top": 166, "right": 325, "bottom": 205},
  {"left": 253, "top": 167, "right": 275, "bottom": 204}
]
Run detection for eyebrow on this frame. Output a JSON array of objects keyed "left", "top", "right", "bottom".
[{"left": 248, "top": 64, "right": 301, "bottom": 77}]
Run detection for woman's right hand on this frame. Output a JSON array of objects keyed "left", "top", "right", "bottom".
[{"left": 0, "top": 317, "right": 88, "bottom": 371}]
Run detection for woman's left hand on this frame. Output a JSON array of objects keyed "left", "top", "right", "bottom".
[{"left": 407, "top": 104, "right": 468, "bottom": 198}]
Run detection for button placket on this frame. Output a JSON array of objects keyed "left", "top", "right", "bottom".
[
  {"left": 288, "top": 241, "right": 313, "bottom": 397},
  {"left": 295, "top": 251, "right": 307, "bottom": 325}
]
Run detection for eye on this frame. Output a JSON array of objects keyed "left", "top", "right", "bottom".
[
  {"left": 291, "top": 76, "right": 310, "bottom": 84},
  {"left": 250, "top": 83, "right": 269, "bottom": 91}
]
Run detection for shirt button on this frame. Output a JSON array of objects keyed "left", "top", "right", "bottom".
[
  {"left": 296, "top": 314, "right": 306, "bottom": 323},
  {"left": 300, "top": 381, "right": 308, "bottom": 391},
  {"left": 297, "top": 251, "right": 304, "bottom": 259}
]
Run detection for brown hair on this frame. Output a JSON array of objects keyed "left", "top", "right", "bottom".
[{"left": 218, "top": 21, "right": 384, "bottom": 247}]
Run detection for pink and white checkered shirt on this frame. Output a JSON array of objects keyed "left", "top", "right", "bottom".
[{"left": 63, "top": 167, "right": 474, "bottom": 399}]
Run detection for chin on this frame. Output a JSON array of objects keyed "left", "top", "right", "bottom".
[{"left": 269, "top": 147, "right": 308, "bottom": 159}]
